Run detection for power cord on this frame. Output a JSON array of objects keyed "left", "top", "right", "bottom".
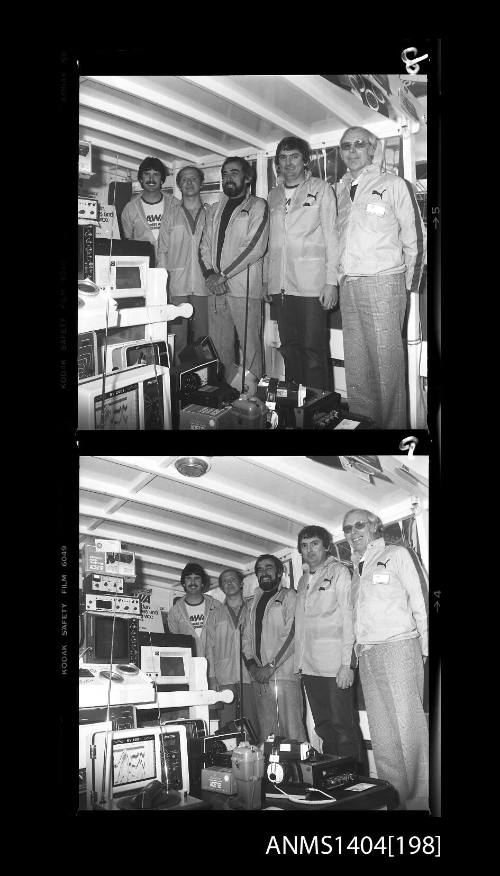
[{"left": 267, "top": 778, "right": 338, "bottom": 805}]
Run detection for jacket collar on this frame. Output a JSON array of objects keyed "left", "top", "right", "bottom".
[
  {"left": 218, "top": 191, "right": 252, "bottom": 212},
  {"left": 340, "top": 163, "right": 380, "bottom": 188},
  {"left": 255, "top": 585, "right": 286, "bottom": 604},
  {"left": 352, "top": 537, "right": 386, "bottom": 567}
]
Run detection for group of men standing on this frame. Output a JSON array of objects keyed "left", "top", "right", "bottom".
[
  {"left": 164, "top": 512, "right": 429, "bottom": 811},
  {"left": 120, "top": 127, "right": 425, "bottom": 429}
]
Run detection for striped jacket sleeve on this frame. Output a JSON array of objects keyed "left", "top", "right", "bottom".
[{"left": 223, "top": 198, "right": 269, "bottom": 280}]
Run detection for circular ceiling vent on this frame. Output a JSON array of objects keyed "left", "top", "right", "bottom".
[{"left": 174, "top": 456, "right": 211, "bottom": 477}]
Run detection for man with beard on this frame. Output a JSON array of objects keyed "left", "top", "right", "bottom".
[
  {"left": 199, "top": 157, "right": 269, "bottom": 394},
  {"left": 121, "top": 157, "right": 178, "bottom": 265},
  {"left": 295, "top": 525, "right": 364, "bottom": 768},
  {"left": 344, "top": 508, "right": 428, "bottom": 809},
  {"left": 205, "top": 568, "right": 259, "bottom": 738},
  {"left": 157, "top": 165, "right": 211, "bottom": 361},
  {"left": 242, "top": 554, "right": 306, "bottom": 743},
  {"left": 165, "top": 562, "right": 222, "bottom": 660}
]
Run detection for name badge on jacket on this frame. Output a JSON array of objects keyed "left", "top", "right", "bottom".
[
  {"left": 372, "top": 572, "right": 390, "bottom": 585},
  {"left": 365, "top": 202, "right": 386, "bottom": 217}
]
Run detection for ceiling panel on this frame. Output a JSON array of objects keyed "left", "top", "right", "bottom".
[
  {"left": 79, "top": 455, "right": 428, "bottom": 595},
  {"left": 79, "top": 74, "right": 425, "bottom": 174}
]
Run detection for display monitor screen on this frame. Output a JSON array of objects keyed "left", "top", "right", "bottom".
[
  {"left": 115, "top": 265, "right": 142, "bottom": 290},
  {"left": 112, "top": 733, "right": 157, "bottom": 790},
  {"left": 94, "top": 616, "right": 130, "bottom": 663},
  {"left": 159, "top": 656, "right": 185, "bottom": 677},
  {"left": 140, "top": 646, "right": 191, "bottom": 684},
  {"left": 94, "top": 385, "right": 139, "bottom": 430}
]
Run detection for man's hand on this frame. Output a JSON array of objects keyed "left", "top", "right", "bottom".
[
  {"left": 260, "top": 664, "right": 276, "bottom": 682},
  {"left": 248, "top": 664, "right": 260, "bottom": 681},
  {"left": 205, "top": 274, "right": 219, "bottom": 293},
  {"left": 251, "top": 665, "right": 274, "bottom": 684},
  {"left": 262, "top": 282, "right": 273, "bottom": 304},
  {"left": 318, "top": 284, "right": 338, "bottom": 311},
  {"left": 205, "top": 273, "right": 228, "bottom": 295},
  {"left": 337, "top": 665, "right": 354, "bottom": 690}
]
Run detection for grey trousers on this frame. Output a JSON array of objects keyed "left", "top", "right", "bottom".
[
  {"left": 207, "top": 294, "right": 263, "bottom": 382},
  {"left": 359, "top": 638, "right": 429, "bottom": 810},
  {"left": 252, "top": 676, "right": 307, "bottom": 744},
  {"left": 340, "top": 273, "right": 408, "bottom": 428}
]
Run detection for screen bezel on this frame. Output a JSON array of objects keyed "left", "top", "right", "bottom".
[
  {"left": 89, "top": 725, "right": 189, "bottom": 801},
  {"left": 94, "top": 253, "right": 149, "bottom": 296},
  {"left": 78, "top": 365, "right": 170, "bottom": 431},
  {"left": 111, "top": 731, "right": 158, "bottom": 792},
  {"left": 84, "top": 614, "right": 132, "bottom": 664}
]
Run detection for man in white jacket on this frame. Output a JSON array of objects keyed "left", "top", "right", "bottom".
[
  {"left": 295, "top": 525, "right": 364, "bottom": 766},
  {"left": 263, "top": 137, "right": 339, "bottom": 390},
  {"left": 336, "top": 127, "right": 426, "bottom": 428},
  {"left": 344, "top": 508, "right": 429, "bottom": 809}
]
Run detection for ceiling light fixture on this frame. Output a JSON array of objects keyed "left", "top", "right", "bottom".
[{"left": 174, "top": 456, "right": 211, "bottom": 477}]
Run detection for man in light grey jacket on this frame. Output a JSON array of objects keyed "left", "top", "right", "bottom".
[
  {"left": 121, "top": 156, "right": 178, "bottom": 265},
  {"left": 242, "top": 554, "right": 306, "bottom": 744},
  {"left": 295, "top": 525, "right": 363, "bottom": 766},
  {"left": 165, "top": 562, "right": 222, "bottom": 662}
]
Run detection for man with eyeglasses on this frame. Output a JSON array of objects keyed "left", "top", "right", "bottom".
[
  {"left": 336, "top": 127, "right": 426, "bottom": 428},
  {"left": 294, "top": 526, "right": 364, "bottom": 768},
  {"left": 343, "top": 508, "right": 429, "bottom": 810}
]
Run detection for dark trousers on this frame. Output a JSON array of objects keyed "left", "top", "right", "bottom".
[
  {"left": 272, "top": 294, "right": 331, "bottom": 389},
  {"left": 302, "top": 675, "right": 364, "bottom": 765}
]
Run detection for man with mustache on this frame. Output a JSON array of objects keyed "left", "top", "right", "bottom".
[
  {"left": 199, "top": 157, "right": 269, "bottom": 394},
  {"left": 121, "top": 156, "right": 179, "bottom": 265},
  {"left": 157, "top": 165, "right": 211, "bottom": 362},
  {"left": 242, "top": 554, "right": 306, "bottom": 744},
  {"left": 344, "top": 508, "right": 429, "bottom": 809},
  {"left": 165, "top": 562, "right": 222, "bottom": 660}
]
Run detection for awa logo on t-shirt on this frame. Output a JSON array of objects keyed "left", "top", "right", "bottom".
[
  {"left": 187, "top": 599, "right": 206, "bottom": 637},
  {"left": 141, "top": 199, "right": 164, "bottom": 240}
]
